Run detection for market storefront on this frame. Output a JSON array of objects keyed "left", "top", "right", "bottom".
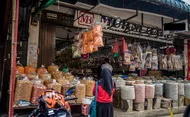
[{"left": 5, "top": 0, "right": 190, "bottom": 116}]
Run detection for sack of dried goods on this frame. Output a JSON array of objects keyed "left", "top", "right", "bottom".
[
  {"left": 75, "top": 84, "right": 86, "bottom": 103},
  {"left": 37, "top": 65, "right": 48, "bottom": 75},
  {"left": 39, "top": 73, "right": 51, "bottom": 80},
  {"left": 85, "top": 80, "right": 95, "bottom": 97},
  {"left": 65, "top": 73, "right": 74, "bottom": 83},
  {"left": 25, "top": 65, "right": 36, "bottom": 74},
  {"left": 145, "top": 84, "right": 155, "bottom": 99},
  {"left": 31, "top": 81, "right": 47, "bottom": 104},
  {"left": 184, "top": 83, "right": 190, "bottom": 98},
  {"left": 14, "top": 78, "right": 33, "bottom": 104},
  {"left": 178, "top": 83, "right": 184, "bottom": 96},
  {"left": 47, "top": 64, "right": 59, "bottom": 74},
  {"left": 44, "top": 79, "right": 53, "bottom": 87},
  {"left": 164, "top": 82, "right": 178, "bottom": 101},
  {"left": 16, "top": 61, "right": 24, "bottom": 74},
  {"left": 121, "top": 86, "right": 135, "bottom": 100},
  {"left": 61, "top": 84, "right": 71, "bottom": 96},
  {"left": 133, "top": 84, "right": 145, "bottom": 103},
  {"left": 155, "top": 83, "right": 163, "bottom": 97},
  {"left": 27, "top": 73, "right": 38, "bottom": 80},
  {"left": 57, "top": 79, "right": 69, "bottom": 86},
  {"left": 52, "top": 71, "right": 63, "bottom": 80},
  {"left": 47, "top": 79, "right": 62, "bottom": 93}
]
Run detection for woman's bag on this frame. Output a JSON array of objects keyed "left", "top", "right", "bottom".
[{"left": 88, "top": 81, "right": 98, "bottom": 117}]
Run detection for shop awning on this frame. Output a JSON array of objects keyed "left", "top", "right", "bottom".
[{"left": 142, "top": 0, "right": 190, "bottom": 12}]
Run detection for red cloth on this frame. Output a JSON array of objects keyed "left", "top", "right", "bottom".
[{"left": 93, "top": 83, "right": 115, "bottom": 103}]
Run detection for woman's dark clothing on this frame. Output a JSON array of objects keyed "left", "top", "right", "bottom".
[
  {"left": 184, "top": 104, "right": 190, "bottom": 117},
  {"left": 99, "top": 68, "right": 114, "bottom": 96},
  {"left": 97, "top": 102, "right": 113, "bottom": 117}
]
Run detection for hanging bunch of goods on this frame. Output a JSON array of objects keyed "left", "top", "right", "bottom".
[{"left": 81, "top": 24, "right": 104, "bottom": 54}]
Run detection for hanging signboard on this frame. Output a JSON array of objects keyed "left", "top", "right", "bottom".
[
  {"left": 73, "top": 10, "right": 167, "bottom": 38},
  {"left": 73, "top": 10, "right": 101, "bottom": 28}
]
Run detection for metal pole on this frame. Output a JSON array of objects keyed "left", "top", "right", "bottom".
[{"left": 8, "top": 0, "right": 19, "bottom": 116}]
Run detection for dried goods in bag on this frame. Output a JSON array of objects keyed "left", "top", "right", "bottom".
[
  {"left": 62, "top": 84, "right": 71, "bottom": 96},
  {"left": 145, "top": 84, "right": 155, "bottom": 99},
  {"left": 16, "top": 62, "right": 24, "bottom": 74},
  {"left": 129, "top": 61, "right": 136, "bottom": 71},
  {"left": 52, "top": 71, "right": 63, "bottom": 80},
  {"left": 25, "top": 65, "right": 36, "bottom": 74},
  {"left": 82, "top": 32, "right": 88, "bottom": 45},
  {"left": 57, "top": 79, "right": 69, "bottom": 86},
  {"left": 64, "top": 73, "right": 74, "bottom": 82},
  {"left": 31, "top": 83, "right": 47, "bottom": 104},
  {"left": 14, "top": 79, "right": 33, "bottom": 104},
  {"left": 37, "top": 65, "right": 48, "bottom": 75},
  {"left": 123, "top": 50, "right": 131, "bottom": 65},
  {"left": 93, "top": 25, "right": 102, "bottom": 35},
  {"left": 47, "top": 80, "right": 62, "bottom": 93},
  {"left": 75, "top": 84, "right": 86, "bottom": 103},
  {"left": 39, "top": 73, "right": 51, "bottom": 80},
  {"left": 85, "top": 80, "right": 95, "bottom": 97},
  {"left": 94, "top": 36, "right": 104, "bottom": 47},
  {"left": 133, "top": 84, "right": 145, "bottom": 103},
  {"left": 86, "top": 30, "right": 93, "bottom": 42},
  {"left": 27, "top": 73, "right": 38, "bottom": 80},
  {"left": 48, "top": 64, "right": 59, "bottom": 74}
]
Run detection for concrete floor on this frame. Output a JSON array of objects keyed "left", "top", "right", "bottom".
[{"left": 114, "top": 106, "right": 186, "bottom": 117}]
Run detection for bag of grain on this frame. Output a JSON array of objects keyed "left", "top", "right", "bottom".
[
  {"left": 31, "top": 81, "right": 47, "bottom": 104},
  {"left": 48, "top": 63, "right": 59, "bottom": 74},
  {"left": 57, "top": 79, "right": 70, "bottom": 86},
  {"left": 75, "top": 84, "right": 86, "bottom": 103},
  {"left": 14, "top": 78, "right": 33, "bottom": 104},
  {"left": 47, "top": 79, "right": 62, "bottom": 93},
  {"left": 85, "top": 79, "right": 95, "bottom": 97},
  {"left": 52, "top": 70, "right": 63, "bottom": 80}
]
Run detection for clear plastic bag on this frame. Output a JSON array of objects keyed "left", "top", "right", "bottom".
[
  {"left": 123, "top": 50, "right": 131, "bottom": 65},
  {"left": 52, "top": 70, "right": 63, "bottom": 80},
  {"left": 37, "top": 65, "right": 48, "bottom": 75},
  {"left": 93, "top": 36, "right": 104, "bottom": 47},
  {"left": 48, "top": 63, "right": 59, "bottom": 74},
  {"left": 47, "top": 79, "right": 62, "bottom": 93},
  {"left": 31, "top": 82, "right": 47, "bottom": 104},
  {"left": 75, "top": 84, "right": 86, "bottom": 103},
  {"left": 14, "top": 79, "right": 33, "bottom": 104},
  {"left": 85, "top": 79, "right": 95, "bottom": 97}
]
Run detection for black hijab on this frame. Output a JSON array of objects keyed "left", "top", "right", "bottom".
[{"left": 99, "top": 68, "right": 114, "bottom": 96}]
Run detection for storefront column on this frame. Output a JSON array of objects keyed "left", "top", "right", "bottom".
[{"left": 27, "top": 20, "right": 40, "bottom": 67}]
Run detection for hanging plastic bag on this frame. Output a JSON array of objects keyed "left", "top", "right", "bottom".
[
  {"left": 94, "top": 36, "right": 104, "bottom": 47},
  {"left": 93, "top": 25, "right": 102, "bottom": 36},
  {"left": 112, "top": 40, "right": 119, "bottom": 54},
  {"left": 86, "top": 30, "right": 94, "bottom": 42},
  {"left": 123, "top": 50, "right": 131, "bottom": 65},
  {"left": 120, "top": 37, "right": 127, "bottom": 55},
  {"left": 82, "top": 32, "right": 88, "bottom": 45},
  {"left": 72, "top": 46, "right": 81, "bottom": 58}
]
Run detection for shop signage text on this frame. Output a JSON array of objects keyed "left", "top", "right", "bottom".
[{"left": 77, "top": 11, "right": 94, "bottom": 26}]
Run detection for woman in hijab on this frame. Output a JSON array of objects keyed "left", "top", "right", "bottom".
[{"left": 93, "top": 68, "right": 115, "bottom": 117}]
